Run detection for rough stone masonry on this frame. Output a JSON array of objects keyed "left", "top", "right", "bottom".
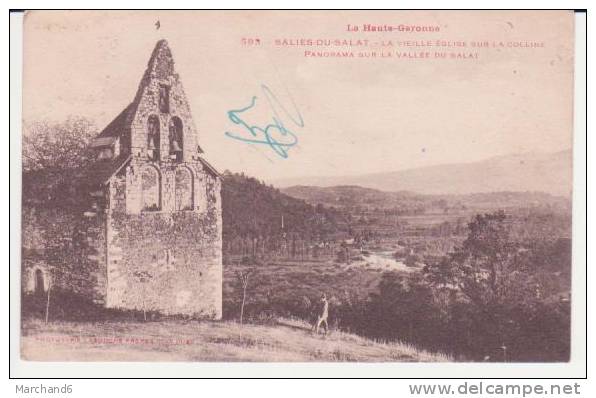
[{"left": 22, "top": 39, "right": 223, "bottom": 319}]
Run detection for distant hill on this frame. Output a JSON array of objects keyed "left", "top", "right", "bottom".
[
  {"left": 274, "top": 150, "right": 572, "bottom": 197},
  {"left": 282, "top": 185, "right": 571, "bottom": 213}
]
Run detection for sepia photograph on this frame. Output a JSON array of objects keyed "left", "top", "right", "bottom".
[{"left": 13, "top": 9, "right": 582, "bottom": 372}]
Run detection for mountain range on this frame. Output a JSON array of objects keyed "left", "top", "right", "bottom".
[{"left": 273, "top": 150, "right": 572, "bottom": 197}]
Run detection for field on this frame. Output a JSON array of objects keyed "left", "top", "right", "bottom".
[
  {"left": 21, "top": 318, "right": 450, "bottom": 362},
  {"left": 222, "top": 253, "right": 415, "bottom": 324}
]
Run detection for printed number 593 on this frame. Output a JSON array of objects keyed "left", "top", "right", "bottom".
[{"left": 241, "top": 38, "right": 261, "bottom": 46}]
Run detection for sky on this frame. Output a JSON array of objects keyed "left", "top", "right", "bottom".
[{"left": 22, "top": 10, "right": 574, "bottom": 183}]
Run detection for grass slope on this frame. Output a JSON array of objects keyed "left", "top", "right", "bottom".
[{"left": 21, "top": 318, "right": 450, "bottom": 362}]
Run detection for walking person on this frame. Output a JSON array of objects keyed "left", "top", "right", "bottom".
[{"left": 314, "top": 293, "right": 329, "bottom": 335}]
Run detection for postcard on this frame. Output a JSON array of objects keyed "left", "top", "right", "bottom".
[{"left": 14, "top": 10, "right": 581, "bottom": 375}]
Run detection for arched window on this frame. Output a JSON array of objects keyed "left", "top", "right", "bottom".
[
  {"left": 147, "top": 115, "right": 160, "bottom": 161},
  {"left": 159, "top": 85, "right": 170, "bottom": 113},
  {"left": 175, "top": 167, "right": 193, "bottom": 211},
  {"left": 34, "top": 269, "right": 45, "bottom": 295},
  {"left": 169, "top": 117, "right": 183, "bottom": 162},
  {"left": 141, "top": 166, "right": 160, "bottom": 211}
]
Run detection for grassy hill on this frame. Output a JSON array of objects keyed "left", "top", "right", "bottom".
[{"left": 21, "top": 318, "right": 450, "bottom": 362}]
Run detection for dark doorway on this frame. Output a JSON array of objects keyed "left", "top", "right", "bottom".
[{"left": 34, "top": 269, "right": 45, "bottom": 295}]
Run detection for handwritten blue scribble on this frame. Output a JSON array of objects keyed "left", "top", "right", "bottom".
[{"left": 225, "top": 84, "right": 304, "bottom": 159}]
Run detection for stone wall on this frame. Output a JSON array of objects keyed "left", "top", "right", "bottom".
[
  {"left": 104, "top": 182, "right": 222, "bottom": 318},
  {"left": 100, "top": 39, "right": 222, "bottom": 318},
  {"left": 123, "top": 159, "right": 211, "bottom": 214},
  {"left": 21, "top": 205, "right": 107, "bottom": 304},
  {"left": 21, "top": 171, "right": 222, "bottom": 318},
  {"left": 128, "top": 41, "right": 200, "bottom": 164},
  {"left": 21, "top": 39, "right": 223, "bottom": 319}
]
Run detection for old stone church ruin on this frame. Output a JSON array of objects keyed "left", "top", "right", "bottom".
[{"left": 22, "top": 40, "right": 223, "bottom": 318}]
